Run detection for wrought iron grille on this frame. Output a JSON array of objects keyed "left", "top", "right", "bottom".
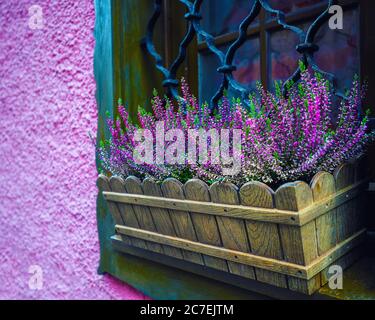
[{"left": 142, "top": 0, "right": 348, "bottom": 109}]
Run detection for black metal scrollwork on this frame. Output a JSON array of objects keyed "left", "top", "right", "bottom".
[{"left": 142, "top": 0, "right": 345, "bottom": 109}]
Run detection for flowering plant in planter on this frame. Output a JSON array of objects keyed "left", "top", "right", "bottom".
[
  {"left": 98, "top": 65, "right": 373, "bottom": 187},
  {"left": 98, "top": 64, "right": 374, "bottom": 295}
]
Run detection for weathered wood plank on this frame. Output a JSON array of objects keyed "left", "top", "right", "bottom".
[
  {"left": 111, "top": 0, "right": 165, "bottom": 119},
  {"left": 275, "top": 181, "right": 321, "bottom": 294},
  {"left": 124, "top": 176, "right": 164, "bottom": 254},
  {"left": 298, "top": 179, "right": 367, "bottom": 225},
  {"left": 97, "top": 175, "right": 123, "bottom": 225},
  {"left": 306, "top": 229, "right": 366, "bottom": 280},
  {"left": 279, "top": 222, "right": 319, "bottom": 266},
  {"left": 310, "top": 172, "right": 337, "bottom": 255},
  {"left": 334, "top": 163, "right": 357, "bottom": 242},
  {"left": 97, "top": 175, "right": 133, "bottom": 246},
  {"left": 115, "top": 225, "right": 307, "bottom": 278},
  {"left": 108, "top": 176, "right": 146, "bottom": 248},
  {"left": 114, "top": 225, "right": 366, "bottom": 281},
  {"left": 103, "top": 191, "right": 300, "bottom": 225},
  {"left": 142, "top": 178, "right": 183, "bottom": 259},
  {"left": 184, "top": 179, "right": 229, "bottom": 272},
  {"left": 335, "top": 163, "right": 355, "bottom": 191},
  {"left": 310, "top": 172, "right": 336, "bottom": 202},
  {"left": 287, "top": 275, "right": 320, "bottom": 295},
  {"left": 275, "top": 181, "right": 314, "bottom": 212},
  {"left": 276, "top": 181, "right": 318, "bottom": 264},
  {"left": 240, "top": 181, "right": 287, "bottom": 288},
  {"left": 161, "top": 178, "right": 204, "bottom": 265},
  {"left": 210, "top": 182, "right": 256, "bottom": 279},
  {"left": 104, "top": 178, "right": 367, "bottom": 226}
]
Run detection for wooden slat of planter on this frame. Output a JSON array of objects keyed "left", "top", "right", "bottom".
[
  {"left": 334, "top": 163, "right": 357, "bottom": 243},
  {"left": 239, "top": 182, "right": 287, "bottom": 288},
  {"left": 97, "top": 175, "right": 123, "bottom": 224},
  {"left": 115, "top": 224, "right": 307, "bottom": 278},
  {"left": 124, "top": 176, "right": 164, "bottom": 254},
  {"left": 310, "top": 172, "right": 337, "bottom": 255},
  {"left": 298, "top": 179, "right": 367, "bottom": 226},
  {"left": 104, "top": 179, "right": 366, "bottom": 227},
  {"left": 184, "top": 179, "right": 229, "bottom": 272},
  {"left": 305, "top": 229, "right": 366, "bottom": 279},
  {"left": 276, "top": 181, "right": 318, "bottom": 264},
  {"left": 209, "top": 182, "right": 256, "bottom": 280},
  {"left": 142, "top": 178, "right": 184, "bottom": 259},
  {"left": 103, "top": 192, "right": 300, "bottom": 225},
  {"left": 97, "top": 175, "right": 133, "bottom": 246},
  {"left": 335, "top": 163, "right": 356, "bottom": 191},
  {"left": 115, "top": 225, "right": 366, "bottom": 281},
  {"left": 275, "top": 181, "right": 321, "bottom": 294},
  {"left": 161, "top": 178, "right": 204, "bottom": 265},
  {"left": 108, "top": 176, "right": 147, "bottom": 249}
]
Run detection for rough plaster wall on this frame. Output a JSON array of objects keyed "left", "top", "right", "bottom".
[{"left": 0, "top": 0, "right": 147, "bottom": 299}]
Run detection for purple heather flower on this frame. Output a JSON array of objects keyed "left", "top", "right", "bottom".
[{"left": 98, "top": 69, "right": 373, "bottom": 186}]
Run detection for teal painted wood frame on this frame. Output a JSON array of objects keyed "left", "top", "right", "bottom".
[{"left": 94, "top": 0, "right": 115, "bottom": 277}]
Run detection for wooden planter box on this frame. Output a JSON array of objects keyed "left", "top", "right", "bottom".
[{"left": 98, "top": 159, "right": 369, "bottom": 295}]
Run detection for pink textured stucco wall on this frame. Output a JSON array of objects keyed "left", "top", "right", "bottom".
[{"left": 0, "top": 1, "right": 147, "bottom": 299}]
